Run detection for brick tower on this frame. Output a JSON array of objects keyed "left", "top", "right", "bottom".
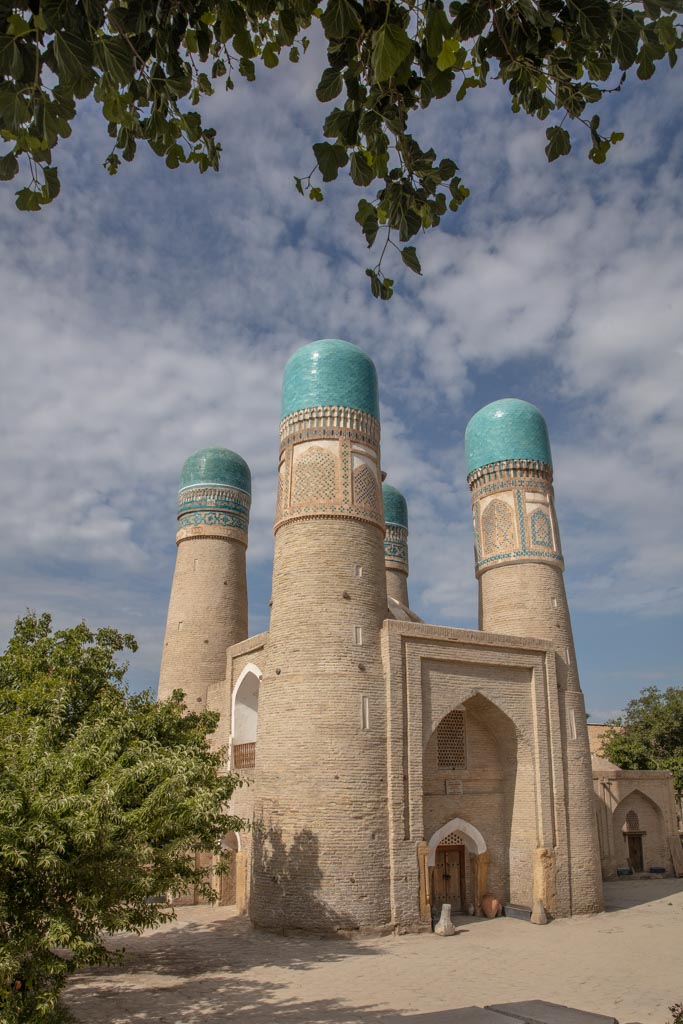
[
  {"left": 465, "top": 399, "right": 603, "bottom": 913},
  {"left": 158, "top": 447, "right": 251, "bottom": 710},
  {"left": 250, "top": 339, "right": 391, "bottom": 931},
  {"left": 382, "top": 482, "right": 410, "bottom": 608}
]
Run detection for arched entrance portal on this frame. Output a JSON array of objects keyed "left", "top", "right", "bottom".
[{"left": 426, "top": 818, "right": 488, "bottom": 918}]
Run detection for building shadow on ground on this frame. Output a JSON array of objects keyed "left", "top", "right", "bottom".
[{"left": 601, "top": 877, "right": 683, "bottom": 913}]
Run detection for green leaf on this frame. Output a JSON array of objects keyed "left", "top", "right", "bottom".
[
  {"left": 366, "top": 267, "right": 381, "bottom": 298},
  {"left": 437, "top": 38, "right": 461, "bottom": 71},
  {"left": 53, "top": 31, "right": 94, "bottom": 82},
  {"left": 0, "top": 152, "right": 19, "bottom": 180},
  {"left": 350, "top": 151, "right": 374, "bottom": 187},
  {"left": 96, "top": 37, "right": 135, "bottom": 85},
  {"left": 316, "top": 67, "right": 344, "bottom": 103},
  {"left": 321, "top": 0, "right": 361, "bottom": 39},
  {"left": 15, "top": 186, "right": 42, "bottom": 211},
  {"left": 426, "top": 7, "right": 452, "bottom": 59},
  {"left": 313, "top": 141, "right": 348, "bottom": 181},
  {"left": 309, "top": 186, "right": 324, "bottom": 201},
  {"left": 400, "top": 246, "right": 422, "bottom": 275},
  {"left": 544, "top": 125, "right": 572, "bottom": 162},
  {"left": 656, "top": 16, "right": 678, "bottom": 50},
  {"left": 262, "top": 43, "right": 279, "bottom": 69},
  {"left": 41, "top": 165, "right": 60, "bottom": 201},
  {"left": 371, "top": 23, "right": 413, "bottom": 82},
  {"left": 453, "top": 0, "right": 490, "bottom": 40},
  {"left": 611, "top": 12, "right": 640, "bottom": 69}
]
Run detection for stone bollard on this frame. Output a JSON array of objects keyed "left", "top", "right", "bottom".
[
  {"left": 434, "top": 903, "right": 457, "bottom": 936},
  {"left": 530, "top": 898, "right": 548, "bottom": 925}
]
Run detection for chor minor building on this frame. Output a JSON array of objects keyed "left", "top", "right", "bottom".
[{"left": 157, "top": 339, "right": 681, "bottom": 931}]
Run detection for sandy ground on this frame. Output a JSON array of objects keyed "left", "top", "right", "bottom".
[{"left": 63, "top": 879, "right": 683, "bottom": 1024}]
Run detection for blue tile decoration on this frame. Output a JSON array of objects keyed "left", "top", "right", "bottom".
[
  {"left": 178, "top": 510, "right": 248, "bottom": 531},
  {"left": 530, "top": 509, "right": 552, "bottom": 547},
  {"left": 465, "top": 399, "right": 552, "bottom": 475},
  {"left": 382, "top": 483, "right": 408, "bottom": 529},
  {"left": 179, "top": 447, "right": 251, "bottom": 496},
  {"left": 474, "top": 487, "right": 563, "bottom": 570},
  {"left": 281, "top": 339, "right": 380, "bottom": 420}
]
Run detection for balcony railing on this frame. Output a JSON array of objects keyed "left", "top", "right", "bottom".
[{"left": 233, "top": 742, "right": 256, "bottom": 770}]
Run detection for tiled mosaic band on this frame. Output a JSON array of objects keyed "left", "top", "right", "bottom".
[
  {"left": 275, "top": 405, "right": 384, "bottom": 533},
  {"left": 177, "top": 484, "right": 250, "bottom": 540},
  {"left": 468, "top": 461, "right": 563, "bottom": 576},
  {"left": 384, "top": 524, "right": 408, "bottom": 572}
]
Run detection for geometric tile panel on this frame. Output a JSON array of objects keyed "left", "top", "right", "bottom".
[
  {"left": 530, "top": 509, "right": 552, "bottom": 548},
  {"left": 353, "top": 463, "right": 379, "bottom": 510},
  {"left": 481, "top": 499, "right": 515, "bottom": 556},
  {"left": 291, "top": 446, "right": 336, "bottom": 505}
]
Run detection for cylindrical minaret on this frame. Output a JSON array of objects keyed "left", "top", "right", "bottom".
[
  {"left": 251, "top": 339, "right": 391, "bottom": 931},
  {"left": 465, "top": 399, "right": 602, "bottom": 914},
  {"left": 382, "top": 482, "right": 410, "bottom": 608},
  {"left": 158, "top": 447, "right": 251, "bottom": 709}
]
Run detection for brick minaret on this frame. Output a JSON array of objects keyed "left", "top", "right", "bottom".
[
  {"left": 465, "top": 399, "right": 602, "bottom": 913},
  {"left": 250, "top": 339, "right": 390, "bottom": 931},
  {"left": 158, "top": 447, "right": 251, "bottom": 710},
  {"left": 382, "top": 482, "right": 410, "bottom": 608}
]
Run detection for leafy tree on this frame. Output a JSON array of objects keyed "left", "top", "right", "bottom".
[
  {"left": 602, "top": 685, "right": 683, "bottom": 794},
  {"left": 0, "top": 611, "right": 244, "bottom": 1024},
  {"left": 0, "top": 0, "right": 681, "bottom": 294}
]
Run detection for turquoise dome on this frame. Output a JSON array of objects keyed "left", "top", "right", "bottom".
[
  {"left": 179, "top": 447, "right": 251, "bottom": 495},
  {"left": 465, "top": 399, "right": 552, "bottom": 475},
  {"left": 281, "top": 339, "right": 379, "bottom": 420},
  {"left": 382, "top": 483, "right": 408, "bottom": 529}
]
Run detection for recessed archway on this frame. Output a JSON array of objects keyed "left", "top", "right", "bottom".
[{"left": 231, "top": 663, "right": 261, "bottom": 770}]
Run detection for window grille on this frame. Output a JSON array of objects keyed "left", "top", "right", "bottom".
[
  {"left": 437, "top": 709, "right": 467, "bottom": 769},
  {"left": 440, "top": 830, "right": 467, "bottom": 847},
  {"left": 625, "top": 810, "right": 640, "bottom": 832}
]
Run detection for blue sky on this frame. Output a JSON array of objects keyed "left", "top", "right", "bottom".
[{"left": 0, "top": 30, "right": 681, "bottom": 721}]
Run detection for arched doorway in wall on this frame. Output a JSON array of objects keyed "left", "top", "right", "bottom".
[
  {"left": 427, "top": 818, "right": 487, "bottom": 917},
  {"left": 231, "top": 664, "right": 261, "bottom": 771},
  {"left": 422, "top": 692, "right": 535, "bottom": 914},
  {"left": 218, "top": 831, "right": 241, "bottom": 906},
  {"left": 613, "top": 789, "right": 667, "bottom": 874}
]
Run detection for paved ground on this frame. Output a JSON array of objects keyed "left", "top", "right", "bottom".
[{"left": 63, "top": 879, "right": 683, "bottom": 1024}]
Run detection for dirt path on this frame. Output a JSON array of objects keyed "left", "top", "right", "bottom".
[{"left": 63, "top": 879, "right": 683, "bottom": 1024}]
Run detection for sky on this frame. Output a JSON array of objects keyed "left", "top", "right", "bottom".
[{"left": 1, "top": 29, "right": 681, "bottom": 722}]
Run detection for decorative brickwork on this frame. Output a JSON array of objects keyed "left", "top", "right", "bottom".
[
  {"left": 274, "top": 405, "right": 384, "bottom": 533},
  {"left": 291, "top": 446, "right": 337, "bottom": 505}
]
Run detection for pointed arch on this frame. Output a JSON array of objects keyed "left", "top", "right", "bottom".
[
  {"left": 427, "top": 817, "right": 487, "bottom": 865},
  {"left": 231, "top": 662, "right": 262, "bottom": 746}
]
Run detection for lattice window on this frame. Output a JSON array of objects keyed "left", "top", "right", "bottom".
[
  {"left": 440, "top": 830, "right": 467, "bottom": 847},
  {"left": 530, "top": 509, "right": 552, "bottom": 547},
  {"left": 437, "top": 709, "right": 467, "bottom": 769},
  {"left": 353, "top": 463, "right": 379, "bottom": 509},
  {"left": 625, "top": 810, "right": 640, "bottom": 832},
  {"left": 291, "top": 446, "right": 336, "bottom": 505},
  {"left": 481, "top": 499, "right": 515, "bottom": 555}
]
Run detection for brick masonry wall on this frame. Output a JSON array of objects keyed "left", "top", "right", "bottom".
[
  {"left": 250, "top": 517, "right": 391, "bottom": 931},
  {"left": 158, "top": 531, "right": 248, "bottom": 709},
  {"left": 593, "top": 770, "right": 678, "bottom": 877},
  {"left": 469, "top": 463, "right": 602, "bottom": 913},
  {"left": 386, "top": 566, "right": 409, "bottom": 607}
]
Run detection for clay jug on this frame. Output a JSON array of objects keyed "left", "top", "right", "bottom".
[{"left": 481, "top": 893, "right": 501, "bottom": 919}]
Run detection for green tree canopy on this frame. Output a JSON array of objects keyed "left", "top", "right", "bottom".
[
  {"left": 0, "top": 0, "right": 681, "bottom": 294},
  {"left": 602, "top": 685, "right": 683, "bottom": 793},
  {"left": 0, "top": 611, "right": 244, "bottom": 1024}
]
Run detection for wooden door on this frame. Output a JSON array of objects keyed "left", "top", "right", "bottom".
[
  {"left": 627, "top": 834, "right": 643, "bottom": 873},
  {"left": 433, "top": 845, "right": 466, "bottom": 913}
]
